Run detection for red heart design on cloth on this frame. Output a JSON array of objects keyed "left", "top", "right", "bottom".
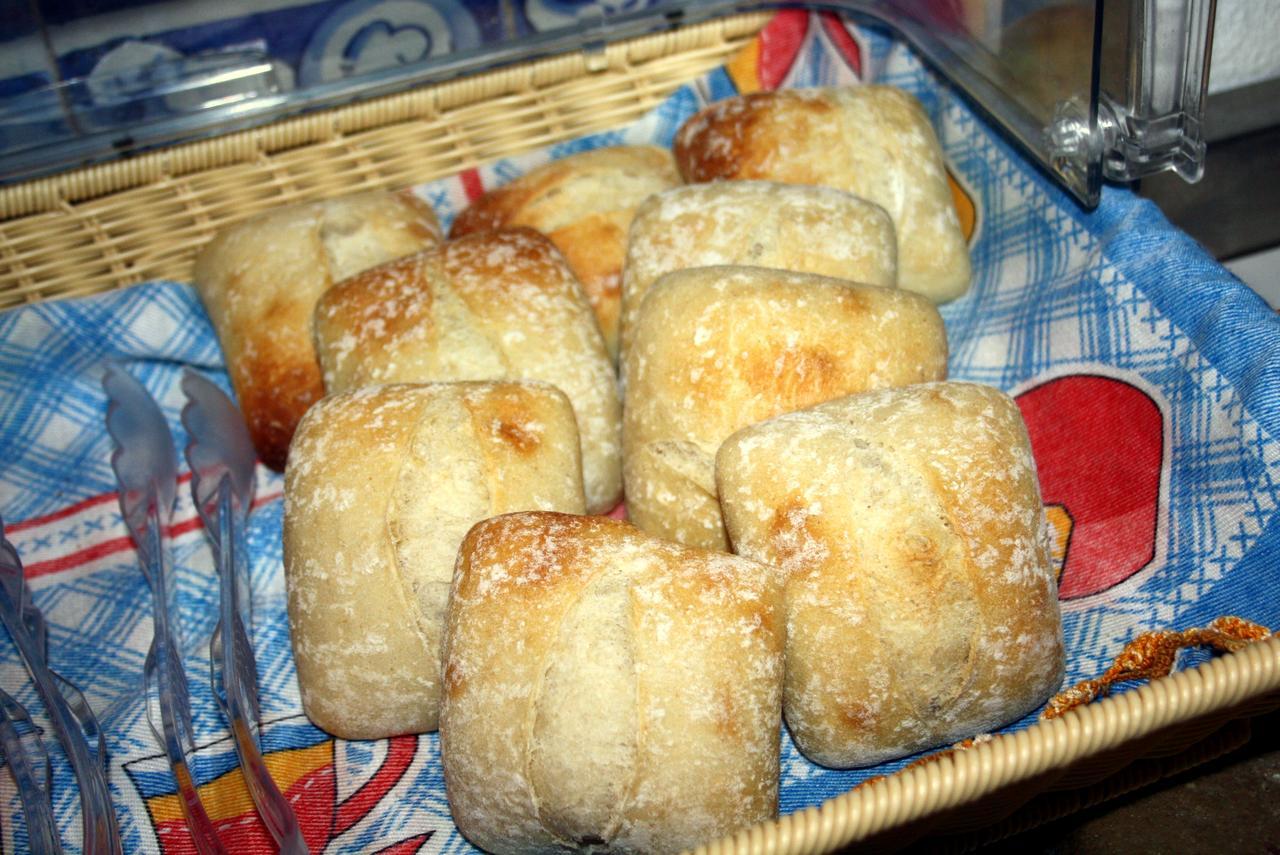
[{"left": 1015, "top": 374, "right": 1165, "bottom": 600}]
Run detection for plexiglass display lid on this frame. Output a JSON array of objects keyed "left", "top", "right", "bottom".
[{"left": 0, "top": 0, "right": 1216, "bottom": 207}]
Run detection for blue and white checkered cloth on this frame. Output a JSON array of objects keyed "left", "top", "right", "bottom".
[{"left": 0, "top": 15, "right": 1277, "bottom": 854}]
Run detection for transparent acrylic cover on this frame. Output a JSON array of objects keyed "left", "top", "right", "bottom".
[{"left": 0, "top": 0, "right": 1215, "bottom": 207}]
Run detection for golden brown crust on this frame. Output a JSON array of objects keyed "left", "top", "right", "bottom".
[
  {"left": 622, "top": 265, "right": 948, "bottom": 551},
  {"left": 233, "top": 351, "right": 324, "bottom": 472},
  {"left": 193, "top": 190, "right": 442, "bottom": 470},
  {"left": 674, "top": 86, "right": 971, "bottom": 303},
  {"left": 449, "top": 146, "right": 680, "bottom": 358},
  {"left": 673, "top": 91, "right": 829, "bottom": 180},
  {"left": 716, "top": 382, "right": 1066, "bottom": 767},
  {"left": 547, "top": 210, "right": 629, "bottom": 348},
  {"left": 440, "top": 226, "right": 574, "bottom": 301},
  {"left": 316, "top": 253, "right": 437, "bottom": 349},
  {"left": 449, "top": 147, "right": 677, "bottom": 238},
  {"left": 441, "top": 511, "right": 784, "bottom": 854},
  {"left": 283, "top": 383, "right": 585, "bottom": 740},
  {"left": 313, "top": 228, "right": 622, "bottom": 512}
]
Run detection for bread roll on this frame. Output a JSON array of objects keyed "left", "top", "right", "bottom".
[
  {"left": 313, "top": 227, "right": 621, "bottom": 513},
  {"left": 440, "top": 511, "right": 784, "bottom": 854},
  {"left": 674, "top": 86, "right": 971, "bottom": 303},
  {"left": 623, "top": 266, "right": 947, "bottom": 551},
  {"left": 193, "top": 190, "right": 442, "bottom": 470},
  {"left": 450, "top": 146, "right": 681, "bottom": 359},
  {"left": 716, "top": 382, "right": 1066, "bottom": 768},
  {"left": 619, "top": 181, "right": 897, "bottom": 357},
  {"left": 283, "top": 382, "right": 586, "bottom": 739}
]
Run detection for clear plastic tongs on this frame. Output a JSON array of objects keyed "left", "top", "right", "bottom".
[
  {"left": 103, "top": 366, "right": 306, "bottom": 854},
  {"left": 0, "top": 520, "right": 120, "bottom": 854},
  {"left": 180, "top": 370, "right": 307, "bottom": 854},
  {"left": 104, "top": 365, "right": 223, "bottom": 854}
]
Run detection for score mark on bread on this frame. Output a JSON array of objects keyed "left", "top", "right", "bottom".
[
  {"left": 313, "top": 227, "right": 622, "bottom": 513},
  {"left": 674, "top": 86, "right": 972, "bottom": 303},
  {"left": 717, "top": 382, "right": 1066, "bottom": 768},
  {"left": 440, "top": 512, "right": 784, "bottom": 854}
]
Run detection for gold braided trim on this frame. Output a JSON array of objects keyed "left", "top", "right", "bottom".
[{"left": 1043, "top": 616, "right": 1274, "bottom": 719}]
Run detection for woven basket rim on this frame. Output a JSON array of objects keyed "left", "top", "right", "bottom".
[{"left": 694, "top": 636, "right": 1280, "bottom": 853}]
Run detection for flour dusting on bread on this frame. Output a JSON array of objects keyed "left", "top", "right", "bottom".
[
  {"left": 623, "top": 265, "right": 947, "bottom": 551},
  {"left": 283, "top": 383, "right": 585, "bottom": 740},
  {"left": 441, "top": 512, "right": 784, "bottom": 853},
  {"left": 717, "top": 382, "right": 1065, "bottom": 767},
  {"left": 314, "top": 228, "right": 621, "bottom": 512}
]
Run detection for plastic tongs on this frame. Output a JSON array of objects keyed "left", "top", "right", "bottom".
[
  {"left": 0, "top": 680, "right": 56, "bottom": 853},
  {"left": 104, "top": 366, "right": 306, "bottom": 853},
  {"left": 0, "top": 520, "right": 121, "bottom": 854},
  {"left": 104, "top": 366, "right": 225, "bottom": 853},
  {"left": 180, "top": 370, "right": 307, "bottom": 854}
]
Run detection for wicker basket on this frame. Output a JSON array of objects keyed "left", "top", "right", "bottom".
[
  {"left": 0, "top": 13, "right": 769, "bottom": 308},
  {"left": 1, "top": 11, "right": 1277, "bottom": 853}
]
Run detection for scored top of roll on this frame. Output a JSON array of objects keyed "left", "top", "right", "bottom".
[
  {"left": 313, "top": 227, "right": 622, "bottom": 513},
  {"left": 674, "top": 86, "right": 972, "bottom": 304},
  {"left": 441, "top": 511, "right": 784, "bottom": 854},
  {"left": 620, "top": 180, "right": 898, "bottom": 359},
  {"left": 716, "top": 381, "right": 1066, "bottom": 768},
  {"left": 450, "top": 145, "right": 681, "bottom": 360}
]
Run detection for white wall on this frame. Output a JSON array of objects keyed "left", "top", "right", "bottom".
[{"left": 1208, "top": 0, "right": 1280, "bottom": 93}]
